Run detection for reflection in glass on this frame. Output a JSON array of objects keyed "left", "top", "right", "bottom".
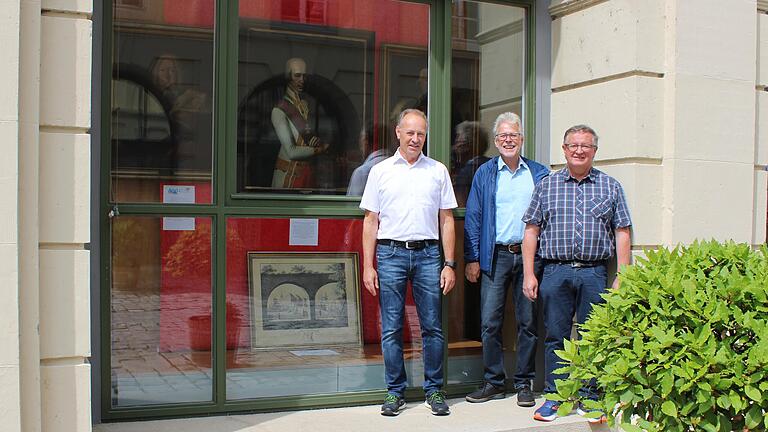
[
  {"left": 452, "top": 120, "right": 490, "bottom": 206},
  {"left": 110, "top": 216, "right": 213, "bottom": 406},
  {"left": 447, "top": 1, "right": 528, "bottom": 386},
  {"left": 110, "top": 1, "right": 214, "bottom": 203},
  {"left": 236, "top": 0, "right": 429, "bottom": 195}
]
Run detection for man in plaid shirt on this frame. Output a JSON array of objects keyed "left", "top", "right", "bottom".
[{"left": 521, "top": 124, "right": 632, "bottom": 423}]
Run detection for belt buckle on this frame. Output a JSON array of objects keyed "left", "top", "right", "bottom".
[
  {"left": 571, "top": 261, "right": 586, "bottom": 268},
  {"left": 405, "top": 241, "right": 418, "bottom": 250},
  {"left": 507, "top": 244, "right": 520, "bottom": 254}
]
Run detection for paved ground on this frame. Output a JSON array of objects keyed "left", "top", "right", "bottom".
[{"left": 95, "top": 395, "right": 614, "bottom": 432}]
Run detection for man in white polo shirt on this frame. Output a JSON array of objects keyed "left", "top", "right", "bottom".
[{"left": 360, "top": 109, "right": 458, "bottom": 417}]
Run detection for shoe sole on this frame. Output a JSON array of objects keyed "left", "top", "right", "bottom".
[
  {"left": 533, "top": 412, "right": 558, "bottom": 422},
  {"left": 517, "top": 398, "right": 536, "bottom": 407},
  {"left": 381, "top": 401, "right": 406, "bottom": 416},
  {"left": 465, "top": 393, "right": 505, "bottom": 403},
  {"left": 424, "top": 401, "right": 450, "bottom": 416}
]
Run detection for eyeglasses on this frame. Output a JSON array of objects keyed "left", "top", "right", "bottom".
[
  {"left": 563, "top": 143, "right": 597, "bottom": 151},
  {"left": 495, "top": 132, "right": 523, "bottom": 141}
]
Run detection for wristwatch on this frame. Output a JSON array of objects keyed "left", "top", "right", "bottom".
[{"left": 443, "top": 260, "right": 457, "bottom": 269}]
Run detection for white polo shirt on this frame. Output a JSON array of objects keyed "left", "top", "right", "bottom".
[{"left": 360, "top": 151, "right": 457, "bottom": 241}]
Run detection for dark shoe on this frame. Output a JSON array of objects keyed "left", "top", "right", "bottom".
[
  {"left": 465, "top": 382, "right": 505, "bottom": 403},
  {"left": 380, "top": 393, "right": 406, "bottom": 416},
  {"left": 425, "top": 391, "right": 450, "bottom": 416},
  {"left": 516, "top": 386, "right": 535, "bottom": 407}
]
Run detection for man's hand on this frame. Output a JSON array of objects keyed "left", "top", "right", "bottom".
[
  {"left": 465, "top": 262, "right": 480, "bottom": 283},
  {"left": 522, "top": 274, "right": 538, "bottom": 301},
  {"left": 611, "top": 275, "right": 621, "bottom": 290},
  {"left": 363, "top": 266, "right": 379, "bottom": 296},
  {"left": 440, "top": 266, "right": 456, "bottom": 295}
]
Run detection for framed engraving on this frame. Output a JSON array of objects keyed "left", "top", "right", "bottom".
[{"left": 247, "top": 252, "right": 361, "bottom": 348}]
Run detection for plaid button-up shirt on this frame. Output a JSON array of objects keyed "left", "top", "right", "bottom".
[{"left": 522, "top": 168, "right": 632, "bottom": 261}]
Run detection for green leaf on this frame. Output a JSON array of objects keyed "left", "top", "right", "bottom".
[
  {"left": 556, "top": 400, "right": 574, "bottom": 417},
  {"left": 619, "top": 424, "right": 644, "bottom": 432},
  {"left": 620, "top": 389, "right": 635, "bottom": 404},
  {"left": 660, "top": 372, "right": 674, "bottom": 397},
  {"left": 744, "top": 385, "right": 762, "bottom": 402},
  {"left": 729, "top": 391, "right": 743, "bottom": 412},
  {"left": 695, "top": 323, "right": 711, "bottom": 345},
  {"left": 716, "top": 394, "right": 731, "bottom": 409},
  {"left": 746, "top": 404, "right": 762, "bottom": 429},
  {"left": 661, "top": 400, "right": 678, "bottom": 417}
]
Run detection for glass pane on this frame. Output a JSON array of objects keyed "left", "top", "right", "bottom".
[
  {"left": 225, "top": 217, "right": 428, "bottom": 399},
  {"left": 236, "top": 0, "right": 428, "bottom": 195},
  {"left": 447, "top": 1, "right": 528, "bottom": 385},
  {"left": 450, "top": 1, "right": 526, "bottom": 207},
  {"left": 111, "top": 0, "right": 215, "bottom": 203},
  {"left": 110, "top": 215, "right": 213, "bottom": 406}
]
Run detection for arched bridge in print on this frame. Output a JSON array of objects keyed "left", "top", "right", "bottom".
[{"left": 260, "top": 272, "right": 348, "bottom": 330}]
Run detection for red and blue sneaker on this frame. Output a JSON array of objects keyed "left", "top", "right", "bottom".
[{"left": 533, "top": 400, "right": 560, "bottom": 422}]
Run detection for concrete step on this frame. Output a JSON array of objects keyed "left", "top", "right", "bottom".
[{"left": 95, "top": 396, "right": 618, "bottom": 432}]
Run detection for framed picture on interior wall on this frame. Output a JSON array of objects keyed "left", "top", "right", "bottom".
[
  {"left": 247, "top": 252, "right": 361, "bottom": 349},
  {"left": 237, "top": 21, "right": 375, "bottom": 193}
]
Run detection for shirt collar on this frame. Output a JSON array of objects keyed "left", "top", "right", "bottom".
[
  {"left": 561, "top": 167, "right": 597, "bottom": 183},
  {"left": 497, "top": 156, "right": 528, "bottom": 174},
  {"left": 394, "top": 148, "right": 425, "bottom": 166}
]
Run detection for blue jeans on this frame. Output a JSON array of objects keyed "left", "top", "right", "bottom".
[
  {"left": 377, "top": 242, "right": 444, "bottom": 397},
  {"left": 539, "top": 262, "right": 607, "bottom": 398},
  {"left": 480, "top": 248, "right": 540, "bottom": 389}
]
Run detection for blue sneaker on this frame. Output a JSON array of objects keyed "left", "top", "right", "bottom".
[
  {"left": 533, "top": 400, "right": 560, "bottom": 422},
  {"left": 577, "top": 402, "right": 607, "bottom": 424}
]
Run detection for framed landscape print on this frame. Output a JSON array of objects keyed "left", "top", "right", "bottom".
[{"left": 247, "top": 252, "right": 361, "bottom": 349}]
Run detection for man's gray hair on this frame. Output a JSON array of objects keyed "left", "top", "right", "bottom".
[
  {"left": 563, "top": 124, "right": 599, "bottom": 147},
  {"left": 493, "top": 112, "right": 523, "bottom": 136},
  {"left": 397, "top": 108, "right": 429, "bottom": 131}
]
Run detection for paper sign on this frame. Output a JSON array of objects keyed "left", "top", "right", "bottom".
[
  {"left": 289, "top": 218, "right": 319, "bottom": 246},
  {"left": 163, "top": 185, "right": 196, "bottom": 204},
  {"left": 163, "top": 217, "right": 195, "bottom": 231}
]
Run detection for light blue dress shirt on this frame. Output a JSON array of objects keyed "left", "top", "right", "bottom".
[{"left": 495, "top": 157, "right": 534, "bottom": 244}]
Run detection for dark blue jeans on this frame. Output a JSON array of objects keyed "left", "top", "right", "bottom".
[
  {"left": 480, "top": 248, "right": 540, "bottom": 389},
  {"left": 377, "top": 242, "right": 444, "bottom": 397},
  {"left": 539, "top": 262, "right": 608, "bottom": 398}
]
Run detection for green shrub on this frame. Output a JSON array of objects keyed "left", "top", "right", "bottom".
[{"left": 550, "top": 240, "right": 768, "bottom": 432}]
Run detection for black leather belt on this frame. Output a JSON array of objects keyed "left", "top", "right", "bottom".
[
  {"left": 496, "top": 243, "right": 522, "bottom": 254},
  {"left": 545, "top": 259, "right": 606, "bottom": 268},
  {"left": 377, "top": 239, "right": 439, "bottom": 250}
]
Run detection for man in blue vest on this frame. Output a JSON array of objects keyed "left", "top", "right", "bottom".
[{"left": 463, "top": 112, "right": 549, "bottom": 407}]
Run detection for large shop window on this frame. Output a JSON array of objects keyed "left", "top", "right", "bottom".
[{"left": 104, "top": 0, "right": 534, "bottom": 415}]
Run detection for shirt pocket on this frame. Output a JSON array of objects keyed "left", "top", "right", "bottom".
[{"left": 589, "top": 197, "right": 613, "bottom": 221}]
